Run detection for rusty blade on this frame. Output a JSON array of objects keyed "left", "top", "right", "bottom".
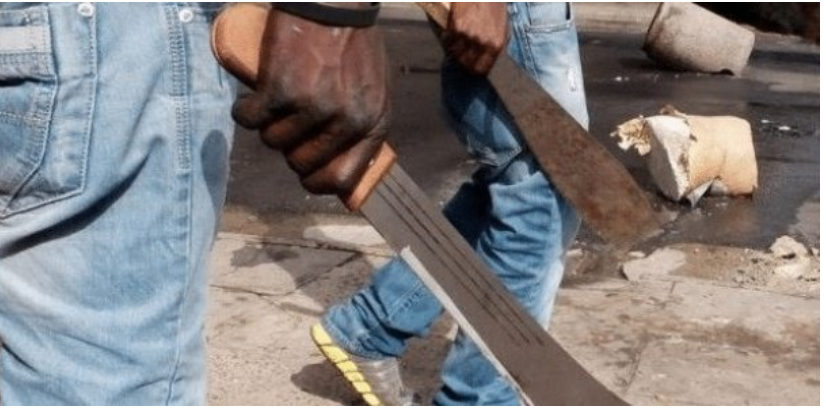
[
  {"left": 489, "top": 58, "right": 659, "bottom": 244},
  {"left": 361, "top": 164, "right": 628, "bottom": 405},
  {"left": 418, "top": 2, "right": 659, "bottom": 245}
]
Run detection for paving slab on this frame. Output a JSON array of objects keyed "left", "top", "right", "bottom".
[
  {"left": 208, "top": 230, "right": 819, "bottom": 405},
  {"left": 550, "top": 276, "right": 819, "bottom": 406}
]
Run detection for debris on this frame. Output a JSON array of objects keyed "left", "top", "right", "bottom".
[
  {"left": 769, "top": 236, "right": 808, "bottom": 259},
  {"left": 628, "top": 251, "right": 646, "bottom": 259},
  {"left": 812, "top": 248, "right": 819, "bottom": 258},
  {"left": 643, "top": 2, "right": 755, "bottom": 75},
  {"left": 777, "top": 125, "right": 792, "bottom": 132},
  {"left": 612, "top": 106, "right": 758, "bottom": 205},
  {"left": 773, "top": 259, "right": 811, "bottom": 280},
  {"left": 567, "top": 248, "right": 584, "bottom": 258},
  {"left": 622, "top": 248, "right": 686, "bottom": 282},
  {"left": 801, "top": 267, "right": 820, "bottom": 282}
]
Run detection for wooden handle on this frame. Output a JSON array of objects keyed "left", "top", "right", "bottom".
[
  {"left": 211, "top": 3, "right": 269, "bottom": 87},
  {"left": 211, "top": 3, "right": 397, "bottom": 211},
  {"left": 415, "top": 2, "right": 450, "bottom": 29}
]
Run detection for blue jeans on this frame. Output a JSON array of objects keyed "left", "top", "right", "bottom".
[
  {"left": 0, "top": 3, "right": 237, "bottom": 405},
  {"left": 323, "top": 3, "right": 588, "bottom": 405}
]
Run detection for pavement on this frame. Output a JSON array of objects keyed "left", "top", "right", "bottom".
[{"left": 206, "top": 3, "right": 820, "bottom": 406}]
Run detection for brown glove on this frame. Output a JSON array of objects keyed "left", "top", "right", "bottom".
[
  {"left": 440, "top": 2, "right": 509, "bottom": 76},
  {"left": 232, "top": 7, "right": 390, "bottom": 196}
]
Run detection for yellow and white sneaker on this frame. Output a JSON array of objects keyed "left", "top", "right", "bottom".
[{"left": 310, "top": 323, "right": 414, "bottom": 406}]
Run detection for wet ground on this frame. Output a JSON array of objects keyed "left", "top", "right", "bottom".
[
  {"left": 223, "top": 6, "right": 820, "bottom": 255},
  {"left": 579, "top": 30, "right": 819, "bottom": 250}
]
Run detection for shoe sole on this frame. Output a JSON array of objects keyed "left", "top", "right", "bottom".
[{"left": 310, "top": 324, "right": 383, "bottom": 406}]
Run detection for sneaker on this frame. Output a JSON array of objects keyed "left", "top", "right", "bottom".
[{"left": 310, "top": 323, "right": 414, "bottom": 406}]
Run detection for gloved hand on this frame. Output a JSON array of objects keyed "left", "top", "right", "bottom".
[
  {"left": 440, "top": 2, "right": 509, "bottom": 76},
  {"left": 232, "top": 7, "right": 390, "bottom": 196}
]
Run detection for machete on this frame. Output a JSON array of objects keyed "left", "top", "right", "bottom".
[
  {"left": 418, "top": 2, "right": 659, "bottom": 245},
  {"left": 211, "top": 4, "right": 626, "bottom": 405}
]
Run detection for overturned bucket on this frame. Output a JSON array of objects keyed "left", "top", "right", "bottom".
[{"left": 644, "top": 2, "right": 755, "bottom": 75}]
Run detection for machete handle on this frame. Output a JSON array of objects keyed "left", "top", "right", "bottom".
[
  {"left": 211, "top": 3, "right": 396, "bottom": 212},
  {"left": 415, "top": 2, "right": 450, "bottom": 29}
]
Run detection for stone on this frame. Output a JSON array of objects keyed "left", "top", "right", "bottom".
[
  {"left": 567, "top": 248, "right": 584, "bottom": 258},
  {"left": 773, "top": 259, "right": 811, "bottom": 280},
  {"left": 770, "top": 236, "right": 808, "bottom": 259},
  {"left": 622, "top": 248, "right": 686, "bottom": 281}
]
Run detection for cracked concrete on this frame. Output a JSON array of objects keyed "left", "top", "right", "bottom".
[{"left": 206, "top": 228, "right": 819, "bottom": 406}]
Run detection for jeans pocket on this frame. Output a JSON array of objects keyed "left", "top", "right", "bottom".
[
  {"left": 517, "top": 2, "right": 589, "bottom": 128},
  {"left": 524, "top": 2, "right": 573, "bottom": 33},
  {"left": 0, "top": 6, "right": 87, "bottom": 219}
]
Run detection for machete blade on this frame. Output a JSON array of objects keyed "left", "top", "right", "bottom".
[{"left": 418, "top": 2, "right": 660, "bottom": 245}]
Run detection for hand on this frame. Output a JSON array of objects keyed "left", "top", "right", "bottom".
[
  {"left": 441, "top": 2, "right": 509, "bottom": 75},
  {"left": 232, "top": 7, "right": 390, "bottom": 196}
]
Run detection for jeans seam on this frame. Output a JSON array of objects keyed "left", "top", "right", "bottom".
[
  {"left": 0, "top": 111, "right": 47, "bottom": 123},
  {"left": 336, "top": 277, "right": 429, "bottom": 359},
  {"left": 383, "top": 279, "right": 429, "bottom": 326},
  {"left": 164, "top": 4, "right": 193, "bottom": 404}
]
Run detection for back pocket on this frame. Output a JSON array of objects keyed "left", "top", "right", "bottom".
[{"left": 0, "top": 6, "right": 63, "bottom": 218}]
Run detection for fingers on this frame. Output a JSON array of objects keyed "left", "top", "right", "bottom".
[
  {"left": 442, "top": 2, "right": 509, "bottom": 76},
  {"left": 229, "top": 14, "right": 390, "bottom": 197},
  {"left": 259, "top": 110, "right": 331, "bottom": 152},
  {"left": 442, "top": 34, "right": 498, "bottom": 76},
  {"left": 283, "top": 131, "right": 347, "bottom": 176},
  {"left": 299, "top": 136, "right": 385, "bottom": 195},
  {"left": 231, "top": 93, "right": 273, "bottom": 129}
]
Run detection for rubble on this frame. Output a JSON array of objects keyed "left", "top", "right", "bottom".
[
  {"left": 622, "top": 248, "right": 687, "bottom": 282},
  {"left": 612, "top": 107, "right": 758, "bottom": 205},
  {"left": 769, "top": 236, "right": 809, "bottom": 259},
  {"left": 773, "top": 260, "right": 811, "bottom": 280},
  {"left": 566, "top": 248, "right": 584, "bottom": 258}
]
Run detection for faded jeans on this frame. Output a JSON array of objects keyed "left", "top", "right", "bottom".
[
  {"left": 0, "top": 3, "right": 236, "bottom": 405},
  {"left": 322, "top": 2, "right": 589, "bottom": 405}
]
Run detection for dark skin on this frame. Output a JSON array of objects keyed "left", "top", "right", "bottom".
[
  {"left": 232, "top": 3, "right": 508, "bottom": 196},
  {"left": 442, "top": 2, "right": 509, "bottom": 76},
  {"left": 232, "top": 5, "right": 390, "bottom": 196}
]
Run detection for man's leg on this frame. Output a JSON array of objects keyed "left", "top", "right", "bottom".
[
  {"left": 319, "top": 1, "right": 587, "bottom": 405},
  {"left": 433, "top": 2, "right": 588, "bottom": 404},
  {"left": 0, "top": 3, "right": 236, "bottom": 404},
  {"left": 315, "top": 172, "right": 490, "bottom": 405}
]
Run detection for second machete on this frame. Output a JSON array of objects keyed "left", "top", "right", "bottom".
[{"left": 418, "top": 2, "right": 660, "bottom": 245}]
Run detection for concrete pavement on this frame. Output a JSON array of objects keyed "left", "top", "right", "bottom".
[{"left": 206, "top": 228, "right": 819, "bottom": 405}]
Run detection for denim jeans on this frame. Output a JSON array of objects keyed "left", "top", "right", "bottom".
[
  {"left": 323, "top": 2, "right": 588, "bottom": 405},
  {"left": 0, "top": 3, "right": 236, "bottom": 405}
]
